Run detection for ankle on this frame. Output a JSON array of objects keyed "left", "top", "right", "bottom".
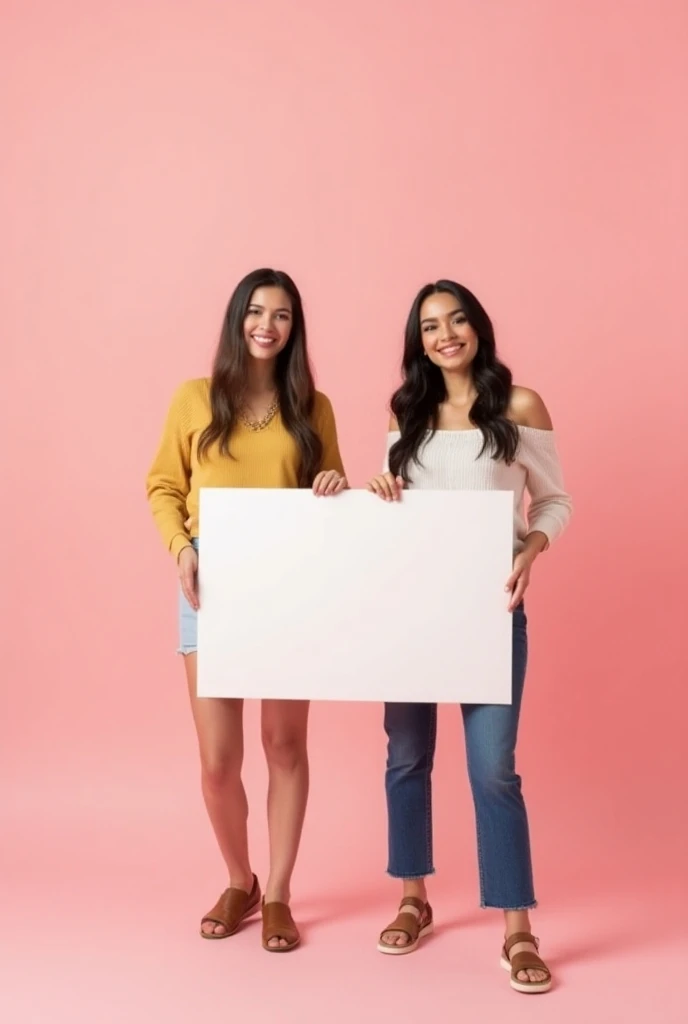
[
  {"left": 264, "top": 880, "right": 291, "bottom": 905},
  {"left": 402, "top": 878, "right": 428, "bottom": 903},
  {"left": 504, "top": 910, "right": 532, "bottom": 939},
  {"left": 229, "top": 871, "right": 254, "bottom": 893}
]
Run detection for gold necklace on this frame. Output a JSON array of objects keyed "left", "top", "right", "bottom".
[{"left": 237, "top": 395, "right": 280, "bottom": 432}]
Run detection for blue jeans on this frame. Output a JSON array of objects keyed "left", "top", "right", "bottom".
[{"left": 384, "top": 604, "right": 535, "bottom": 909}]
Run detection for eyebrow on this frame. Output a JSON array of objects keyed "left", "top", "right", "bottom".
[
  {"left": 420, "top": 307, "right": 463, "bottom": 325},
  {"left": 248, "top": 303, "right": 292, "bottom": 314}
]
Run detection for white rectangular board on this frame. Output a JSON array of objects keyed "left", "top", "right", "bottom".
[{"left": 197, "top": 489, "right": 514, "bottom": 704}]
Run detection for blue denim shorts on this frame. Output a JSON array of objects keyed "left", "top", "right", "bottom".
[{"left": 177, "top": 538, "right": 199, "bottom": 655}]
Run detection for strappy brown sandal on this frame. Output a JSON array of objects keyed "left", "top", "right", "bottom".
[
  {"left": 199, "top": 874, "right": 261, "bottom": 939},
  {"left": 377, "top": 897, "right": 434, "bottom": 955},
  {"left": 261, "top": 900, "right": 301, "bottom": 952},
  {"left": 500, "top": 931, "right": 552, "bottom": 993}
]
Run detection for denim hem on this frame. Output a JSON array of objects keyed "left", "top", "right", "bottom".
[
  {"left": 480, "top": 899, "right": 538, "bottom": 911},
  {"left": 386, "top": 868, "right": 436, "bottom": 880},
  {"left": 176, "top": 647, "right": 197, "bottom": 656}
]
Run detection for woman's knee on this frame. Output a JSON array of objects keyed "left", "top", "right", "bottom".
[
  {"left": 200, "top": 748, "right": 243, "bottom": 790},
  {"left": 261, "top": 729, "right": 307, "bottom": 770},
  {"left": 385, "top": 703, "right": 435, "bottom": 773},
  {"left": 387, "top": 734, "right": 433, "bottom": 774},
  {"left": 468, "top": 753, "right": 521, "bottom": 796}
]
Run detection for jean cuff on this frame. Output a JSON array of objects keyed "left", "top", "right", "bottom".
[
  {"left": 480, "top": 899, "right": 538, "bottom": 911},
  {"left": 386, "top": 868, "right": 436, "bottom": 880}
]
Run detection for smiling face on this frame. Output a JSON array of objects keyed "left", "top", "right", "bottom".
[
  {"left": 243, "top": 286, "right": 293, "bottom": 361},
  {"left": 419, "top": 291, "right": 479, "bottom": 372}
]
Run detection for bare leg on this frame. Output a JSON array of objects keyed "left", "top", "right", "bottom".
[
  {"left": 184, "top": 653, "right": 253, "bottom": 936},
  {"left": 260, "top": 699, "right": 310, "bottom": 948}
]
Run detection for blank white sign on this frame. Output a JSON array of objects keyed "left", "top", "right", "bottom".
[{"left": 197, "top": 489, "right": 513, "bottom": 704}]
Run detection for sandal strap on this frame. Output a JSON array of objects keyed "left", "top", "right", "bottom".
[
  {"left": 509, "top": 950, "right": 550, "bottom": 979},
  {"left": 379, "top": 901, "right": 431, "bottom": 945},
  {"left": 262, "top": 900, "right": 299, "bottom": 945},
  {"left": 202, "top": 875, "right": 259, "bottom": 928},
  {"left": 504, "top": 931, "right": 539, "bottom": 956},
  {"left": 379, "top": 911, "right": 421, "bottom": 944},
  {"left": 399, "top": 896, "right": 427, "bottom": 914}
]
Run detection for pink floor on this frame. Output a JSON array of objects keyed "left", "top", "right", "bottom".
[
  {"left": 3, "top": 798, "right": 685, "bottom": 1023},
  {"left": 3, "top": 870, "right": 684, "bottom": 1024}
]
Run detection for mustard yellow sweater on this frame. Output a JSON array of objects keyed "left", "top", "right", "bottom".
[{"left": 146, "top": 378, "right": 345, "bottom": 559}]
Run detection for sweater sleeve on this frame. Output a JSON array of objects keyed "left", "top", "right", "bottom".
[
  {"left": 314, "top": 393, "right": 345, "bottom": 476},
  {"left": 519, "top": 429, "right": 572, "bottom": 547},
  {"left": 146, "top": 383, "right": 194, "bottom": 559}
]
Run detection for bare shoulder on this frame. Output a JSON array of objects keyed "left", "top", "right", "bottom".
[
  {"left": 388, "top": 412, "right": 400, "bottom": 431},
  {"left": 508, "top": 386, "right": 553, "bottom": 430}
]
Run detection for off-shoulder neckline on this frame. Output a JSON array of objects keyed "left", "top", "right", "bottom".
[{"left": 387, "top": 425, "right": 555, "bottom": 437}]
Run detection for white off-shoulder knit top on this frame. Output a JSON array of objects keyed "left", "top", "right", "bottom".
[{"left": 385, "top": 427, "right": 572, "bottom": 552}]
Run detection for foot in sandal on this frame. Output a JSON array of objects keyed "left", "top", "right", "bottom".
[
  {"left": 200, "top": 874, "right": 261, "bottom": 938},
  {"left": 262, "top": 898, "right": 300, "bottom": 952},
  {"left": 501, "top": 931, "right": 552, "bottom": 994},
  {"left": 378, "top": 896, "right": 434, "bottom": 955}
]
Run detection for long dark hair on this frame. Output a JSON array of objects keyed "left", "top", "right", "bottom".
[
  {"left": 197, "top": 268, "right": 322, "bottom": 486},
  {"left": 388, "top": 280, "right": 519, "bottom": 482}
]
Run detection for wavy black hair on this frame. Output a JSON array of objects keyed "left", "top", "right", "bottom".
[
  {"left": 197, "top": 268, "right": 322, "bottom": 486},
  {"left": 388, "top": 280, "right": 519, "bottom": 482}
]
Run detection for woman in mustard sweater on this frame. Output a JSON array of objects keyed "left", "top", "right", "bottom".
[{"left": 146, "top": 268, "right": 346, "bottom": 951}]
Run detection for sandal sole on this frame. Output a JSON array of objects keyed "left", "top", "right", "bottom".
[{"left": 377, "top": 921, "right": 434, "bottom": 955}]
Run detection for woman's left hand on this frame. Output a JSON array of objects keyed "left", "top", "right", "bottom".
[
  {"left": 505, "top": 550, "right": 535, "bottom": 611},
  {"left": 312, "top": 470, "right": 348, "bottom": 496}
]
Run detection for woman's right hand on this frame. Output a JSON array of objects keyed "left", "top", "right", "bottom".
[
  {"left": 365, "top": 472, "right": 405, "bottom": 501},
  {"left": 178, "top": 545, "right": 199, "bottom": 610}
]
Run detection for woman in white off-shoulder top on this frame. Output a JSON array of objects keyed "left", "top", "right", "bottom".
[{"left": 366, "top": 280, "right": 572, "bottom": 995}]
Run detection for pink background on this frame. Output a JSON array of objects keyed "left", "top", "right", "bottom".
[{"left": 3, "top": 1, "right": 686, "bottom": 1021}]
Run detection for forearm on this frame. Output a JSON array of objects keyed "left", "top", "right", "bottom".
[{"left": 522, "top": 530, "right": 549, "bottom": 561}]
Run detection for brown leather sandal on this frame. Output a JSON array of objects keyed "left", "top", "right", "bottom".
[
  {"left": 199, "top": 874, "right": 261, "bottom": 939},
  {"left": 500, "top": 931, "right": 552, "bottom": 993},
  {"left": 261, "top": 900, "right": 300, "bottom": 952},
  {"left": 377, "top": 897, "right": 434, "bottom": 955}
]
